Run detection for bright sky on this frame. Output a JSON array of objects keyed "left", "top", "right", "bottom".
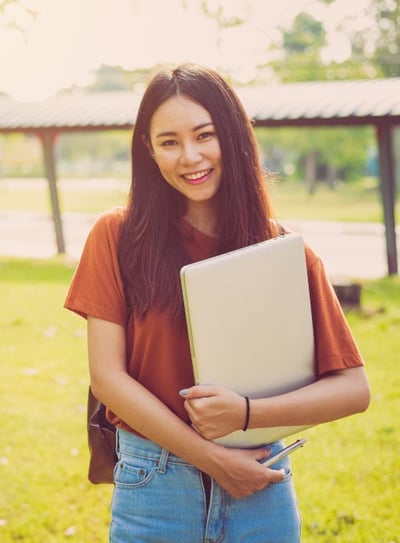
[{"left": 0, "top": 0, "right": 371, "bottom": 102}]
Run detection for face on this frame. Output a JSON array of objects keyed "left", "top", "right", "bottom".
[{"left": 147, "top": 95, "right": 223, "bottom": 212}]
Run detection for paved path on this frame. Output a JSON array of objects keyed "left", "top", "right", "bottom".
[{"left": 0, "top": 211, "right": 398, "bottom": 280}]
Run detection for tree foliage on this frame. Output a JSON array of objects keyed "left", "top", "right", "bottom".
[
  {"left": 353, "top": 0, "right": 400, "bottom": 77},
  {"left": 86, "top": 64, "right": 155, "bottom": 93},
  {"left": 199, "top": 0, "right": 244, "bottom": 28},
  {"left": 0, "top": 0, "right": 36, "bottom": 34},
  {"left": 258, "top": 4, "right": 375, "bottom": 188},
  {"left": 268, "top": 13, "right": 328, "bottom": 82},
  {"left": 274, "top": 11, "right": 334, "bottom": 80}
]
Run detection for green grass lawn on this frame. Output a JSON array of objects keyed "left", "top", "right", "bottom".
[
  {"left": 268, "top": 177, "right": 399, "bottom": 224},
  {"left": 1, "top": 176, "right": 398, "bottom": 223},
  {"left": 0, "top": 178, "right": 129, "bottom": 214},
  {"left": 0, "top": 258, "right": 399, "bottom": 542},
  {"left": 0, "top": 259, "right": 113, "bottom": 542}
]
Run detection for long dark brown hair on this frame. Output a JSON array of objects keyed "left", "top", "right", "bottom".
[{"left": 118, "top": 64, "right": 278, "bottom": 319}]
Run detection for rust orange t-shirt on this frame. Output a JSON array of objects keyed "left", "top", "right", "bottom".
[{"left": 64, "top": 207, "right": 364, "bottom": 431}]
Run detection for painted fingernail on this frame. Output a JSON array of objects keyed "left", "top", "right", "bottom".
[{"left": 179, "top": 389, "right": 189, "bottom": 397}]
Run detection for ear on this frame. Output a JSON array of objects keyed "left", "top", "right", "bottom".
[
  {"left": 142, "top": 134, "right": 153, "bottom": 152},
  {"left": 142, "top": 134, "right": 157, "bottom": 161}
]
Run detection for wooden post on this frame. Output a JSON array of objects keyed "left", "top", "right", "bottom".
[
  {"left": 305, "top": 150, "right": 318, "bottom": 194},
  {"left": 376, "top": 122, "right": 398, "bottom": 275},
  {"left": 39, "top": 131, "right": 65, "bottom": 254}
]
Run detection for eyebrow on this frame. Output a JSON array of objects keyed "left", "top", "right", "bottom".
[{"left": 155, "top": 122, "right": 214, "bottom": 139}]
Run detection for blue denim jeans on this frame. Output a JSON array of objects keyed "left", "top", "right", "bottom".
[{"left": 110, "top": 429, "right": 301, "bottom": 543}]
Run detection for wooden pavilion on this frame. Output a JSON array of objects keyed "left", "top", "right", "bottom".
[{"left": 0, "top": 78, "right": 399, "bottom": 274}]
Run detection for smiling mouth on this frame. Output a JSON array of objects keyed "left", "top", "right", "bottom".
[{"left": 182, "top": 169, "right": 212, "bottom": 182}]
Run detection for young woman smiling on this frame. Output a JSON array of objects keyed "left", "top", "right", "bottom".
[{"left": 65, "top": 64, "right": 370, "bottom": 542}]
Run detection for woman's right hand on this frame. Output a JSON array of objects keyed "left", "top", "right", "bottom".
[{"left": 206, "top": 445, "right": 285, "bottom": 500}]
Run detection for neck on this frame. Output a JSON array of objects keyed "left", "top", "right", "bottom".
[{"left": 184, "top": 201, "right": 218, "bottom": 238}]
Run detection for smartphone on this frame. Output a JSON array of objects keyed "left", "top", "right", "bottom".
[{"left": 261, "top": 438, "right": 307, "bottom": 468}]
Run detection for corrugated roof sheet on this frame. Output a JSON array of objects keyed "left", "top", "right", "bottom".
[
  {"left": 237, "top": 78, "right": 400, "bottom": 123},
  {"left": 0, "top": 91, "right": 140, "bottom": 131},
  {"left": 1, "top": 78, "right": 400, "bottom": 131}
]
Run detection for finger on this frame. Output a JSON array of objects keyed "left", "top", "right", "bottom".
[
  {"left": 179, "top": 385, "right": 217, "bottom": 399},
  {"left": 183, "top": 399, "right": 198, "bottom": 422},
  {"left": 191, "top": 422, "right": 201, "bottom": 435},
  {"left": 183, "top": 399, "right": 203, "bottom": 426},
  {"left": 252, "top": 448, "right": 271, "bottom": 463},
  {"left": 266, "top": 468, "right": 285, "bottom": 482},
  {"left": 184, "top": 400, "right": 207, "bottom": 427}
]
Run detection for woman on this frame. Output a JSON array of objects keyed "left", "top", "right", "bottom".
[{"left": 65, "top": 64, "right": 370, "bottom": 542}]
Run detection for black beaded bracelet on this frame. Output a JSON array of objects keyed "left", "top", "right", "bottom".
[{"left": 243, "top": 395, "right": 250, "bottom": 431}]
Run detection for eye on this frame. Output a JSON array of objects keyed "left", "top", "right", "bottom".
[
  {"left": 198, "top": 131, "right": 215, "bottom": 141},
  {"left": 160, "top": 139, "right": 178, "bottom": 147}
]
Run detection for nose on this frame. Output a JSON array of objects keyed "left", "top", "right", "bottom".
[{"left": 180, "top": 142, "right": 202, "bottom": 165}]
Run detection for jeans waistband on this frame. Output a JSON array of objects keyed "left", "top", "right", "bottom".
[{"left": 117, "top": 429, "right": 193, "bottom": 470}]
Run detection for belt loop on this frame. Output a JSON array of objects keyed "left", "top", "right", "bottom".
[
  {"left": 115, "top": 428, "right": 120, "bottom": 455},
  {"left": 157, "top": 448, "right": 169, "bottom": 473}
]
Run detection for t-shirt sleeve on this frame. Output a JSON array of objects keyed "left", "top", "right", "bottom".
[
  {"left": 64, "top": 208, "right": 127, "bottom": 326},
  {"left": 305, "top": 245, "right": 364, "bottom": 376}
]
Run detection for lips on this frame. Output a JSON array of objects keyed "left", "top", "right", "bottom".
[{"left": 182, "top": 169, "right": 212, "bottom": 184}]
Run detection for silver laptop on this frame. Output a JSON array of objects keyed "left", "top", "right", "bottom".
[{"left": 180, "top": 233, "right": 316, "bottom": 447}]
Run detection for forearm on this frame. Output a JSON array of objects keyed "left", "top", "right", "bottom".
[
  {"left": 249, "top": 366, "right": 370, "bottom": 429},
  {"left": 92, "top": 370, "right": 288, "bottom": 499},
  {"left": 91, "top": 369, "right": 224, "bottom": 474},
  {"left": 87, "top": 316, "right": 222, "bottom": 474},
  {"left": 86, "top": 318, "right": 285, "bottom": 499}
]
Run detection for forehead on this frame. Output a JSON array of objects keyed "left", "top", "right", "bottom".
[{"left": 149, "top": 95, "right": 213, "bottom": 135}]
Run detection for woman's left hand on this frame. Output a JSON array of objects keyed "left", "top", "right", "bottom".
[{"left": 180, "top": 386, "right": 247, "bottom": 440}]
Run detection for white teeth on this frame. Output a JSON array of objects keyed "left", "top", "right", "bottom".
[{"left": 184, "top": 169, "right": 210, "bottom": 180}]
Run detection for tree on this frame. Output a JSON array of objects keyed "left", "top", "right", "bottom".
[
  {"left": 199, "top": 0, "right": 244, "bottom": 29},
  {"left": 339, "top": 0, "right": 400, "bottom": 78},
  {"left": 256, "top": 126, "right": 373, "bottom": 190},
  {"left": 268, "top": 12, "right": 328, "bottom": 82},
  {"left": 262, "top": 8, "right": 372, "bottom": 191},
  {"left": 373, "top": 0, "right": 400, "bottom": 76},
  {"left": 0, "top": 0, "right": 36, "bottom": 35},
  {"left": 86, "top": 65, "right": 154, "bottom": 93}
]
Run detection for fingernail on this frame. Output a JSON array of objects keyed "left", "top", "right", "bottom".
[{"left": 179, "top": 389, "right": 189, "bottom": 397}]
